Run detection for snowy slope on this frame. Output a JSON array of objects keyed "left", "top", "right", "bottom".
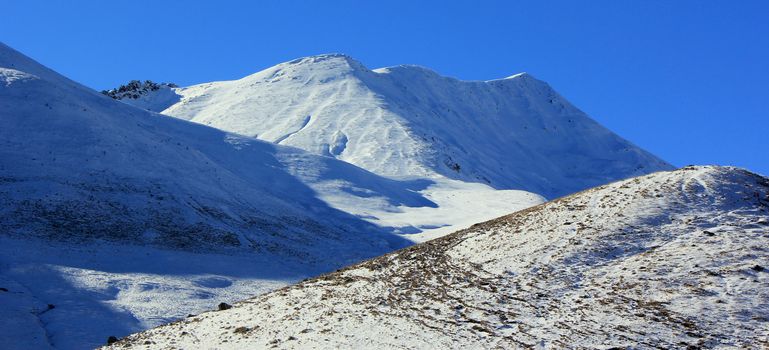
[
  {"left": 108, "top": 166, "right": 769, "bottom": 349},
  {"left": 0, "top": 42, "right": 543, "bottom": 349},
  {"left": 128, "top": 54, "right": 673, "bottom": 198}
]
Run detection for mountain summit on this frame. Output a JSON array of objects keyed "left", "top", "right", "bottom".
[{"left": 119, "top": 54, "right": 672, "bottom": 198}]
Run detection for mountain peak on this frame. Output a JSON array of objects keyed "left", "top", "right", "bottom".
[
  {"left": 373, "top": 64, "right": 443, "bottom": 77},
  {"left": 504, "top": 71, "right": 532, "bottom": 80},
  {"left": 280, "top": 53, "right": 368, "bottom": 72},
  {"left": 289, "top": 52, "right": 353, "bottom": 61},
  {"left": 484, "top": 71, "right": 542, "bottom": 85}
]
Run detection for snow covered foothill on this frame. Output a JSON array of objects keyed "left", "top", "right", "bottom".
[
  {"left": 107, "top": 166, "right": 769, "bottom": 349},
  {"left": 127, "top": 53, "right": 673, "bottom": 199},
  {"left": 0, "top": 42, "right": 541, "bottom": 349}
]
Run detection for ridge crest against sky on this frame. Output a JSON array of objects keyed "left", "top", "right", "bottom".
[{"left": 2, "top": 0, "right": 767, "bottom": 175}]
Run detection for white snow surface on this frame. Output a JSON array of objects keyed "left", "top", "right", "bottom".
[
  {"left": 0, "top": 42, "right": 543, "bottom": 349},
  {"left": 108, "top": 166, "right": 769, "bottom": 349},
  {"left": 136, "top": 54, "right": 673, "bottom": 199}
]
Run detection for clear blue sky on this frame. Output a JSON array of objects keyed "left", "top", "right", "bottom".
[{"left": 3, "top": 0, "right": 768, "bottom": 175}]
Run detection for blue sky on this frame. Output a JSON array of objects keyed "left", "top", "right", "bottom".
[{"left": 3, "top": 0, "right": 768, "bottom": 175}]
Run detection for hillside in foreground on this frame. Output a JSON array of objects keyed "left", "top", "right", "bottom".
[{"left": 108, "top": 166, "right": 769, "bottom": 349}]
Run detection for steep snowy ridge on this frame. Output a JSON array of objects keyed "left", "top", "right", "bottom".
[
  {"left": 108, "top": 166, "right": 769, "bottom": 349},
  {"left": 131, "top": 54, "right": 673, "bottom": 198}
]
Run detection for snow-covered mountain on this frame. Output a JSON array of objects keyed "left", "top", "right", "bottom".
[
  {"left": 0, "top": 41, "right": 684, "bottom": 350},
  {"left": 108, "top": 166, "right": 769, "bottom": 349},
  {"left": 118, "top": 54, "right": 672, "bottom": 198},
  {"left": 0, "top": 42, "right": 418, "bottom": 263},
  {"left": 0, "top": 42, "right": 544, "bottom": 349}
]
